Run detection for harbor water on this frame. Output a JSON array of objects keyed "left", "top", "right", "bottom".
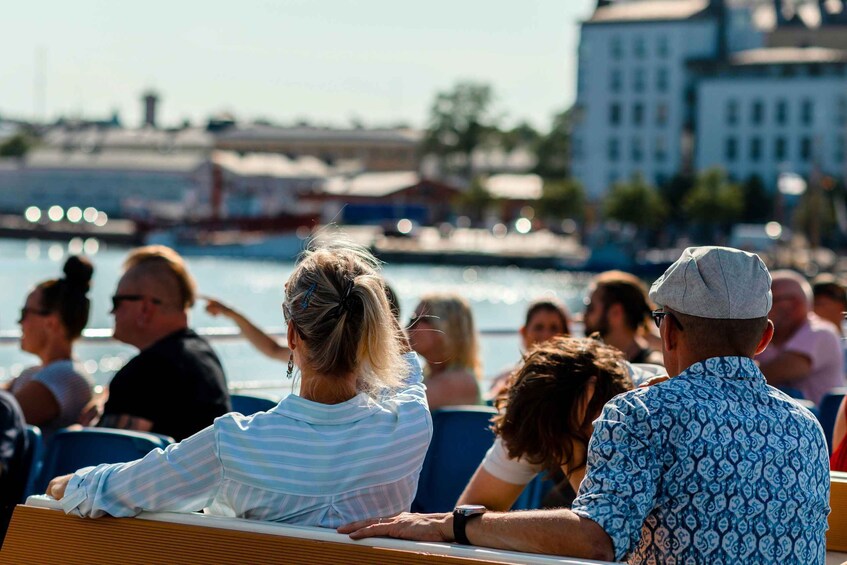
[{"left": 0, "top": 238, "right": 594, "bottom": 398}]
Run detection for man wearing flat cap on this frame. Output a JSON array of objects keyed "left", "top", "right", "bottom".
[{"left": 340, "top": 246, "right": 830, "bottom": 564}]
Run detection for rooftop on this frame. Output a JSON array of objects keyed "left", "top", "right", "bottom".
[
  {"left": 43, "top": 127, "right": 213, "bottom": 151},
  {"left": 20, "top": 149, "right": 206, "bottom": 173},
  {"left": 586, "top": 0, "right": 709, "bottom": 24},
  {"left": 322, "top": 171, "right": 421, "bottom": 197},
  {"left": 729, "top": 46, "right": 847, "bottom": 65},
  {"left": 213, "top": 151, "right": 330, "bottom": 178},
  {"left": 484, "top": 174, "right": 543, "bottom": 200},
  {"left": 216, "top": 125, "right": 423, "bottom": 146}
]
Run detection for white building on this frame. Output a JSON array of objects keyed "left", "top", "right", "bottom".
[
  {"left": 571, "top": 0, "right": 726, "bottom": 199},
  {"left": 570, "top": 0, "right": 847, "bottom": 198},
  {"left": 695, "top": 48, "right": 847, "bottom": 187}
]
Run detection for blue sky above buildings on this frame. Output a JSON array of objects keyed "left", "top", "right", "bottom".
[{"left": 0, "top": 0, "right": 594, "bottom": 130}]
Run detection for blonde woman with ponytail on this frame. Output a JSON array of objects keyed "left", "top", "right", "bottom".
[{"left": 48, "top": 242, "right": 433, "bottom": 527}]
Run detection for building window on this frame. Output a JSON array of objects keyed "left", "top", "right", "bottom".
[
  {"left": 656, "top": 103, "right": 668, "bottom": 126},
  {"left": 836, "top": 136, "right": 844, "bottom": 163},
  {"left": 655, "top": 137, "right": 667, "bottom": 162},
  {"left": 633, "top": 69, "right": 645, "bottom": 93},
  {"left": 838, "top": 96, "right": 847, "bottom": 126},
  {"left": 608, "top": 171, "right": 619, "bottom": 187},
  {"left": 726, "top": 100, "right": 738, "bottom": 125},
  {"left": 608, "top": 138, "right": 620, "bottom": 162},
  {"left": 633, "top": 103, "right": 644, "bottom": 126},
  {"left": 801, "top": 99, "right": 814, "bottom": 125},
  {"left": 632, "top": 137, "right": 643, "bottom": 162},
  {"left": 611, "top": 36, "right": 623, "bottom": 59},
  {"left": 657, "top": 35, "right": 669, "bottom": 58},
  {"left": 609, "top": 103, "right": 622, "bottom": 126},
  {"left": 572, "top": 136, "right": 583, "bottom": 160},
  {"left": 751, "top": 100, "right": 764, "bottom": 125},
  {"left": 634, "top": 36, "right": 646, "bottom": 59},
  {"left": 656, "top": 68, "right": 668, "bottom": 92},
  {"left": 800, "top": 136, "right": 812, "bottom": 161},
  {"left": 725, "top": 137, "right": 738, "bottom": 162},
  {"left": 774, "top": 137, "right": 787, "bottom": 161},
  {"left": 749, "top": 137, "right": 762, "bottom": 161},
  {"left": 655, "top": 172, "right": 668, "bottom": 187},
  {"left": 610, "top": 69, "right": 622, "bottom": 92},
  {"left": 775, "top": 99, "right": 788, "bottom": 125}
]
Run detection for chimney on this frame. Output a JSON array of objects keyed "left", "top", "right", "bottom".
[
  {"left": 142, "top": 90, "right": 159, "bottom": 128},
  {"left": 596, "top": 0, "right": 612, "bottom": 8},
  {"left": 710, "top": 0, "right": 728, "bottom": 60}
]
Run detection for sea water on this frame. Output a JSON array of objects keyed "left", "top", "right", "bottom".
[{"left": 0, "top": 238, "right": 593, "bottom": 398}]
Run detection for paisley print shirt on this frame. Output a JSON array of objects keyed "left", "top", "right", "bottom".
[{"left": 572, "top": 356, "right": 830, "bottom": 564}]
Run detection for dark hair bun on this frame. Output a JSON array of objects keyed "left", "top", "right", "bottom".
[{"left": 63, "top": 255, "right": 94, "bottom": 291}]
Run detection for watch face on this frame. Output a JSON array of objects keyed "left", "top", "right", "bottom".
[{"left": 455, "top": 504, "right": 486, "bottom": 516}]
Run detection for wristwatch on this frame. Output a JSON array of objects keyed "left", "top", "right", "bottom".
[{"left": 452, "top": 504, "right": 487, "bottom": 545}]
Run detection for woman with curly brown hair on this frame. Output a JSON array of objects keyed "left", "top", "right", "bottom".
[{"left": 457, "top": 335, "right": 633, "bottom": 510}]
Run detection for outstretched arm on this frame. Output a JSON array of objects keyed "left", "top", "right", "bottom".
[
  {"left": 338, "top": 509, "right": 614, "bottom": 561},
  {"left": 203, "top": 296, "right": 290, "bottom": 362}
]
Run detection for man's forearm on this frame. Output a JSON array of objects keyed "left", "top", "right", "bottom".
[{"left": 466, "top": 509, "right": 615, "bottom": 561}]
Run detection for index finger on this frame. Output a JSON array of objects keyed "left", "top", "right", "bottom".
[{"left": 337, "top": 517, "right": 385, "bottom": 534}]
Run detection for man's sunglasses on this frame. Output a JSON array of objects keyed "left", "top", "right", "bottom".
[
  {"left": 111, "top": 294, "right": 162, "bottom": 311},
  {"left": 651, "top": 309, "right": 684, "bottom": 330},
  {"left": 18, "top": 307, "right": 50, "bottom": 323}
]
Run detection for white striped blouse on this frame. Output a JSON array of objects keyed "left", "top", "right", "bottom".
[{"left": 60, "top": 352, "right": 432, "bottom": 527}]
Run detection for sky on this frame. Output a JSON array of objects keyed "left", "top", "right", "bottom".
[{"left": 0, "top": 0, "right": 595, "bottom": 132}]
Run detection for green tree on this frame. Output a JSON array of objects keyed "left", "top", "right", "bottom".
[
  {"left": 456, "top": 178, "right": 497, "bottom": 225},
  {"left": 683, "top": 168, "right": 744, "bottom": 237},
  {"left": 0, "top": 134, "right": 31, "bottom": 157},
  {"left": 658, "top": 172, "right": 694, "bottom": 217},
  {"left": 533, "top": 108, "right": 571, "bottom": 179},
  {"left": 499, "top": 121, "right": 540, "bottom": 153},
  {"left": 603, "top": 174, "right": 667, "bottom": 230},
  {"left": 423, "top": 82, "right": 498, "bottom": 178},
  {"left": 535, "top": 178, "right": 585, "bottom": 222},
  {"left": 740, "top": 174, "right": 771, "bottom": 222}
]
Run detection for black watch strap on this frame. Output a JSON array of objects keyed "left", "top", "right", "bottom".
[{"left": 453, "top": 506, "right": 486, "bottom": 545}]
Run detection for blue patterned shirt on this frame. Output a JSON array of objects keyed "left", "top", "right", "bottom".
[{"left": 572, "top": 356, "right": 830, "bottom": 564}]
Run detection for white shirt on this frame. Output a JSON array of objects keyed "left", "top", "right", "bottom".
[{"left": 61, "top": 353, "right": 432, "bottom": 528}]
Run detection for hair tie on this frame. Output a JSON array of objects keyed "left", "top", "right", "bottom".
[{"left": 329, "top": 279, "right": 356, "bottom": 320}]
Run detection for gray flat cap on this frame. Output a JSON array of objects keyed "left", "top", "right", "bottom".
[{"left": 649, "top": 246, "right": 772, "bottom": 319}]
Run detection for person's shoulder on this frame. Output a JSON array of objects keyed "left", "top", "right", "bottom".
[
  {"left": 0, "top": 389, "right": 24, "bottom": 423},
  {"left": 805, "top": 314, "right": 841, "bottom": 338}
]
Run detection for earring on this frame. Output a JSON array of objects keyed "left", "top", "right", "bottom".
[{"left": 287, "top": 353, "right": 294, "bottom": 380}]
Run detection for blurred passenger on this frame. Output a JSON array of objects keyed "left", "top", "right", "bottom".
[
  {"left": 5, "top": 256, "right": 94, "bottom": 439},
  {"left": 98, "top": 246, "right": 230, "bottom": 441},
  {"left": 0, "top": 390, "right": 27, "bottom": 542},
  {"left": 487, "top": 298, "right": 571, "bottom": 398},
  {"left": 757, "top": 270, "right": 844, "bottom": 405},
  {"left": 462, "top": 336, "right": 632, "bottom": 511},
  {"left": 812, "top": 274, "right": 846, "bottom": 337},
  {"left": 408, "top": 293, "right": 481, "bottom": 409},
  {"left": 48, "top": 241, "right": 432, "bottom": 528},
  {"left": 832, "top": 396, "right": 847, "bottom": 472},
  {"left": 583, "top": 270, "right": 664, "bottom": 365}
]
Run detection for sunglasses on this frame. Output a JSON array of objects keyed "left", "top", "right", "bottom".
[
  {"left": 18, "top": 307, "right": 50, "bottom": 323},
  {"left": 651, "top": 309, "right": 684, "bottom": 330},
  {"left": 111, "top": 294, "right": 162, "bottom": 312}
]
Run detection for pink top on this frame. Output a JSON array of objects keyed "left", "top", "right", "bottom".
[{"left": 757, "top": 314, "right": 845, "bottom": 405}]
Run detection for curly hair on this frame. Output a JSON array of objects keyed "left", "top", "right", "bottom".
[{"left": 491, "top": 336, "right": 633, "bottom": 477}]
